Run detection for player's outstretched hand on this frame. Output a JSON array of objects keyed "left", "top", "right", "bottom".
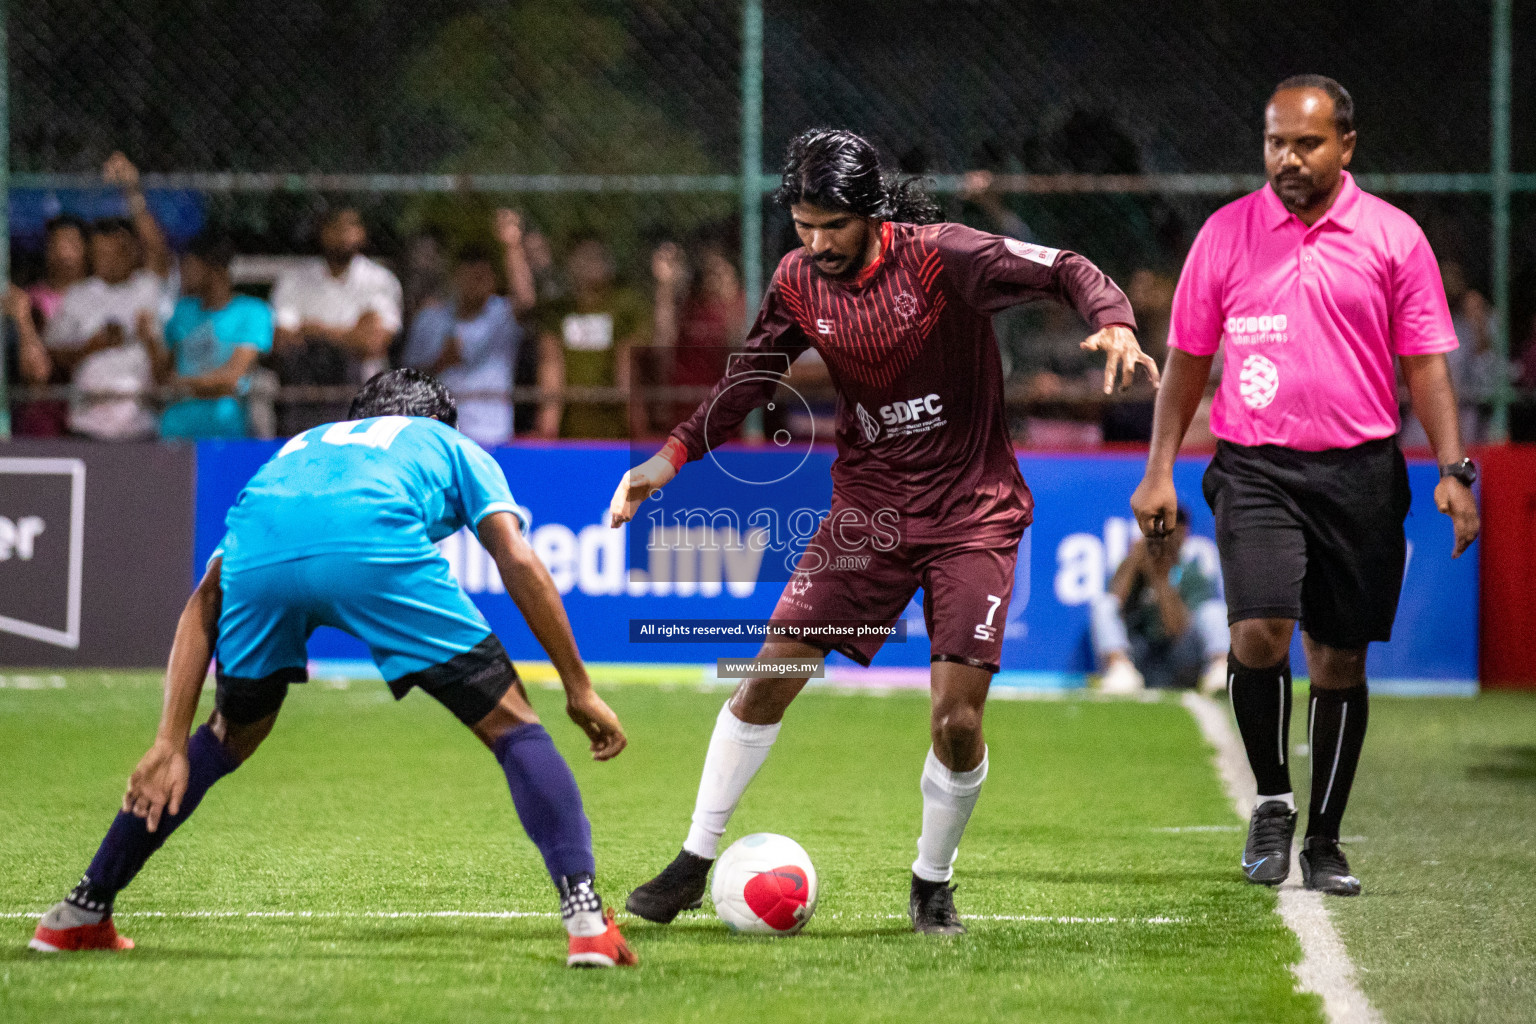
[
  {"left": 1434, "top": 477, "right": 1480, "bottom": 559},
  {"left": 566, "top": 689, "right": 627, "bottom": 761},
  {"left": 1081, "top": 324, "right": 1161, "bottom": 394},
  {"left": 123, "top": 739, "right": 190, "bottom": 833},
  {"left": 608, "top": 454, "right": 677, "bottom": 527},
  {"left": 1130, "top": 473, "right": 1179, "bottom": 540}
]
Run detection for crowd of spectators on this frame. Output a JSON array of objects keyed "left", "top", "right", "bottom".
[{"left": 3, "top": 154, "right": 1529, "bottom": 446}]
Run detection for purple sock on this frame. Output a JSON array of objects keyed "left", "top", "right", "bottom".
[
  {"left": 69, "top": 724, "right": 240, "bottom": 913},
  {"left": 492, "top": 724, "right": 595, "bottom": 886}
]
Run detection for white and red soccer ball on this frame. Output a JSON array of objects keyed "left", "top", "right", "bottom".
[{"left": 711, "top": 833, "right": 818, "bottom": 934}]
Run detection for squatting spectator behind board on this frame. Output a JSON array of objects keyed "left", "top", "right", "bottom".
[
  {"left": 42, "top": 153, "right": 172, "bottom": 440},
  {"left": 269, "top": 206, "right": 402, "bottom": 434},
  {"left": 1090, "top": 506, "right": 1228, "bottom": 695}
]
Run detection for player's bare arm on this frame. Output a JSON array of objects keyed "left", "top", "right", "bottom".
[
  {"left": 1132, "top": 349, "right": 1214, "bottom": 537},
  {"left": 478, "top": 510, "right": 626, "bottom": 759},
  {"left": 1400, "top": 353, "right": 1481, "bottom": 557},
  {"left": 124, "top": 560, "right": 223, "bottom": 833}
]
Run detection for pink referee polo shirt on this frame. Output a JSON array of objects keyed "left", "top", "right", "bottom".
[{"left": 1168, "top": 171, "right": 1457, "bottom": 451}]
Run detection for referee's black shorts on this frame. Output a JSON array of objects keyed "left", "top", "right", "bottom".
[{"left": 1202, "top": 436, "right": 1412, "bottom": 649}]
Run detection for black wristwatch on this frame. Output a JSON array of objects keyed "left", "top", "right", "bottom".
[{"left": 1439, "top": 457, "right": 1477, "bottom": 487}]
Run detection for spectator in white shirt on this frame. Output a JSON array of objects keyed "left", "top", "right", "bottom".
[
  {"left": 42, "top": 152, "right": 172, "bottom": 440},
  {"left": 269, "top": 206, "right": 402, "bottom": 433}
]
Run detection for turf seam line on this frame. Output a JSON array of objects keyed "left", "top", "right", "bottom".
[{"left": 1182, "top": 692, "right": 1384, "bottom": 1024}]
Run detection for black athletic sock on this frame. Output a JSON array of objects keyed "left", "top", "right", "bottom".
[
  {"left": 1306, "top": 684, "right": 1369, "bottom": 841},
  {"left": 1227, "top": 653, "right": 1294, "bottom": 800}
]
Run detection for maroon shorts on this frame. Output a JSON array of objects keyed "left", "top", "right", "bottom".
[{"left": 770, "top": 521, "right": 1021, "bottom": 673}]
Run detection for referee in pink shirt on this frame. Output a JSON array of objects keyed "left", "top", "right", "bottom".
[{"left": 1132, "top": 75, "right": 1481, "bottom": 896}]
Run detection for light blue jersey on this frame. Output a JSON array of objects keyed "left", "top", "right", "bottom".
[
  {"left": 216, "top": 416, "right": 528, "bottom": 571},
  {"left": 161, "top": 294, "right": 274, "bottom": 439},
  {"left": 213, "top": 416, "right": 530, "bottom": 689}
]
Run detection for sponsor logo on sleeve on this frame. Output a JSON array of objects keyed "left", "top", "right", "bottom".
[
  {"left": 1003, "top": 238, "right": 1061, "bottom": 266},
  {"left": 1239, "top": 354, "right": 1280, "bottom": 409}
]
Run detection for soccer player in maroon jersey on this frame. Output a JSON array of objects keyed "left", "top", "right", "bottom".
[{"left": 610, "top": 129, "right": 1158, "bottom": 933}]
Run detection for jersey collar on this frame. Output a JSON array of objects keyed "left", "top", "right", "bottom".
[
  {"left": 843, "top": 221, "right": 893, "bottom": 289},
  {"left": 1263, "top": 170, "right": 1361, "bottom": 233}
]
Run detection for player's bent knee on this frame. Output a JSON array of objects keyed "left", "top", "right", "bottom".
[
  {"left": 208, "top": 709, "right": 277, "bottom": 764},
  {"left": 1302, "top": 635, "right": 1368, "bottom": 690},
  {"left": 729, "top": 675, "right": 807, "bottom": 725},
  {"left": 930, "top": 705, "right": 984, "bottom": 747},
  {"left": 1230, "top": 617, "right": 1294, "bottom": 668},
  {"left": 471, "top": 677, "right": 540, "bottom": 748}
]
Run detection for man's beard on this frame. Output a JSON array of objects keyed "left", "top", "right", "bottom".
[
  {"left": 1271, "top": 171, "right": 1328, "bottom": 213},
  {"left": 808, "top": 225, "right": 868, "bottom": 281},
  {"left": 810, "top": 255, "right": 854, "bottom": 280}
]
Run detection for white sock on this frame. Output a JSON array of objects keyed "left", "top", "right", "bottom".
[
  {"left": 682, "top": 702, "right": 782, "bottom": 859},
  {"left": 1257, "top": 791, "right": 1296, "bottom": 812},
  {"left": 912, "top": 747, "right": 989, "bottom": 883}
]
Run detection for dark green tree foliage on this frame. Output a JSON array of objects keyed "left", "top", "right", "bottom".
[{"left": 405, "top": 0, "right": 731, "bottom": 267}]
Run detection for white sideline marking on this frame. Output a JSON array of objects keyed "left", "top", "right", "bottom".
[
  {"left": 1182, "top": 693, "right": 1383, "bottom": 1024},
  {"left": 1154, "top": 825, "right": 1244, "bottom": 833},
  {"left": 4, "top": 910, "right": 1182, "bottom": 925}
]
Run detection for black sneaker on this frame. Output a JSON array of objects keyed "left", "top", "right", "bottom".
[
  {"left": 909, "top": 875, "right": 966, "bottom": 935},
  {"left": 625, "top": 848, "right": 713, "bottom": 924},
  {"left": 1242, "top": 800, "right": 1297, "bottom": 885},
  {"left": 1299, "top": 837, "right": 1362, "bottom": 896}
]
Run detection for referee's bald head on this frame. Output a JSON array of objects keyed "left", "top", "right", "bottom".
[{"left": 1270, "top": 74, "right": 1354, "bottom": 138}]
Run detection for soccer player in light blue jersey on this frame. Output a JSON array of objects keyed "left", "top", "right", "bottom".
[{"left": 30, "top": 369, "right": 637, "bottom": 968}]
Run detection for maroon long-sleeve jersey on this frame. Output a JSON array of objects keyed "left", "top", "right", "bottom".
[{"left": 670, "top": 221, "right": 1135, "bottom": 544}]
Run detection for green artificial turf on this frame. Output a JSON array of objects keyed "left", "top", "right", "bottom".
[
  {"left": 0, "top": 674, "right": 1321, "bottom": 1023},
  {"left": 1324, "top": 692, "right": 1536, "bottom": 1024}
]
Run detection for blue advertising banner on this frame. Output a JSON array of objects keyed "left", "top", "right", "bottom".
[{"left": 195, "top": 441, "right": 1476, "bottom": 684}]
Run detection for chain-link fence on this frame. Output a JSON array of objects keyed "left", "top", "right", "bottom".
[{"left": 7, "top": 0, "right": 1535, "bottom": 438}]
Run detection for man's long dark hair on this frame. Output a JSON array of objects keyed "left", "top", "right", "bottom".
[{"left": 773, "top": 128, "right": 941, "bottom": 225}]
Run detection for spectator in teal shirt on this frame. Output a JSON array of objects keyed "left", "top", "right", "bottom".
[{"left": 153, "top": 232, "right": 273, "bottom": 439}]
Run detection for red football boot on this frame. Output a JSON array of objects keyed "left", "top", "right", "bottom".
[
  {"left": 30, "top": 916, "right": 134, "bottom": 952},
  {"left": 566, "top": 908, "right": 637, "bottom": 968}
]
